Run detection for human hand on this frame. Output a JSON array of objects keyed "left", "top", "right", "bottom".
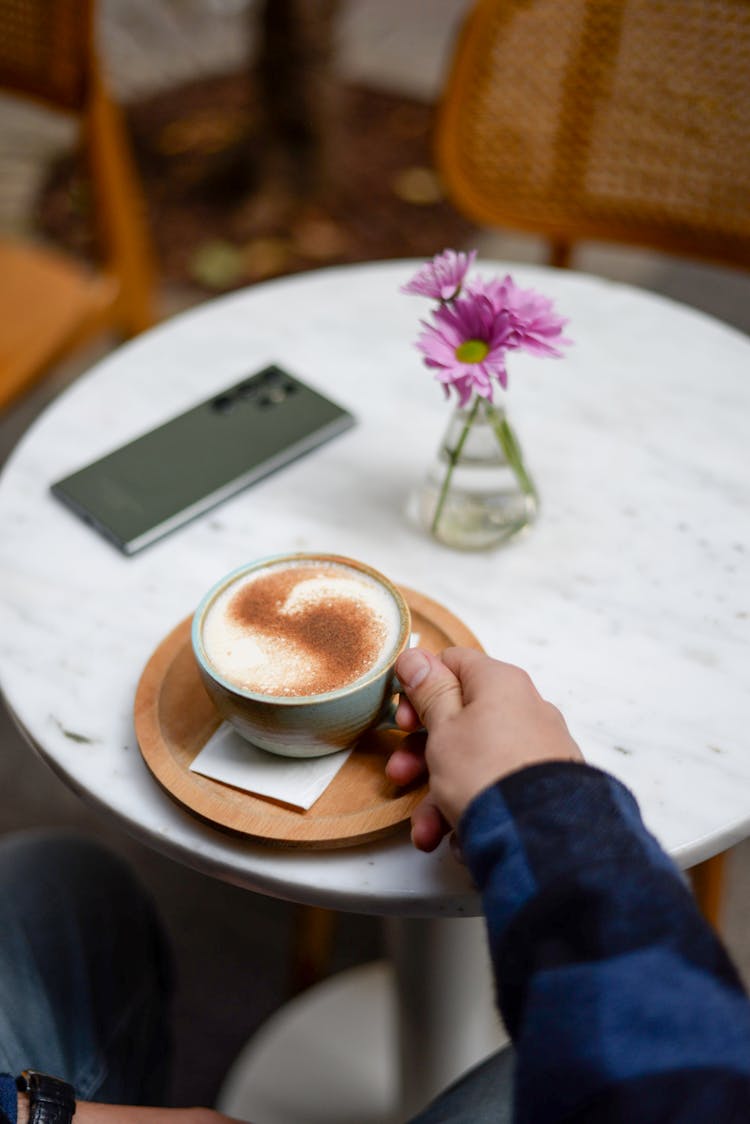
[
  {"left": 70, "top": 1102, "right": 246, "bottom": 1124},
  {"left": 386, "top": 647, "right": 584, "bottom": 852}
]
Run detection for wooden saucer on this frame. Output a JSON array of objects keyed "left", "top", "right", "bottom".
[{"left": 134, "top": 586, "right": 483, "bottom": 849}]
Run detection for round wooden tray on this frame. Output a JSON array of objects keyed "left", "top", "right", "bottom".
[{"left": 134, "top": 586, "right": 482, "bottom": 849}]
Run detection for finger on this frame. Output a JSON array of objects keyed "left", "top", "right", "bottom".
[
  {"left": 410, "top": 794, "right": 451, "bottom": 852},
  {"left": 395, "top": 694, "right": 421, "bottom": 731},
  {"left": 441, "top": 647, "right": 540, "bottom": 705},
  {"left": 439, "top": 646, "right": 504, "bottom": 700},
  {"left": 385, "top": 731, "right": 427, "bottom": 787},
  {"left": 395, "top": 648, "right": 463, "bottom": 731}
]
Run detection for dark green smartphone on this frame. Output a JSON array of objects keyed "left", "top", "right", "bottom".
[{"left": 50, "top": 364, "right": 356, "bottom": 555}]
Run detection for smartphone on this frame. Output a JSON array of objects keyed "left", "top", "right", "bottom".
[{"left": 51, "top": 364, "right": 356, "bottom": 555}]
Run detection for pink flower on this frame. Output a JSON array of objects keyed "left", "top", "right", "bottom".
[
  {"left": 417, "top": 291, "right": 514, "bottom": 405},
  {"left": 401, "top": 248, "right": 477, "bottom": 302},
  {"left": 470, "top": 274, "right": 570, "bottom": 357}
]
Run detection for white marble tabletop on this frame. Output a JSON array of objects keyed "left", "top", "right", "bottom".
[{"left": 1, "top": 260, "right": 748, "bottom": 916}]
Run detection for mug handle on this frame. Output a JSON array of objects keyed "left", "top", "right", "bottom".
[{"left": 376, "top": 632, "right": 419, "bottom": 728}]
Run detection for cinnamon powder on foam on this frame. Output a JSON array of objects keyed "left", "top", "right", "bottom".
[{"left": 225, "top": 565, "right": 389, "bottom": 696}]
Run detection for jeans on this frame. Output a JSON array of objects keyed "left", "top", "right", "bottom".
[
  {"left": 409, "top": 1047, "right": 514, "bottom": 1123},
  {"left": 0, "top": 829, "right": 511, "bottom": 1120},
  {"left": 0, "top": 829, "right": 172, "bottom": 1104}
]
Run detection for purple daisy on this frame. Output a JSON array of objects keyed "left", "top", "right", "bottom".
[
  {"left": 417, "top": 291, "right": 514, "bottom": 405},
  {"left": 470, "top": 274, "right": 570, "bottom": 357},
  {"left": 401, "top": 248, "right": 477, "bottom": 302}
]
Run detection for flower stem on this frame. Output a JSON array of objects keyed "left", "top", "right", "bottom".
[
  {"left": 486, "top": 404, "right": 538, "bottom": 502},
  {"left": 431, "top": 395, "right": 481, "bottom": 535}
]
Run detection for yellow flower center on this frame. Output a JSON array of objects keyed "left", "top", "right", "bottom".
[{"left": 455, "top": 339, "right": 489, "bottom": 363}]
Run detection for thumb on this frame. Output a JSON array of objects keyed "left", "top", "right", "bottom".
[{"left": 395, "top": 648, "right": 463, "bottom": 732}]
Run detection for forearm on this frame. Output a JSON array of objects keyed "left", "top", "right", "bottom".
[
  {"left": 77, "top": 1108, "right": 234, "bottom": 1124},
  {"left": 460, "top": 762, "right": 750, "bottom": 1121},
  {"left": 12, "top": 1094, "right": 235, "bottom": 1124}
]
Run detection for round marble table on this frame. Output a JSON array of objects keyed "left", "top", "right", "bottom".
[{"left": 1, "top": 261, "right": 749, "bottom": 1121}]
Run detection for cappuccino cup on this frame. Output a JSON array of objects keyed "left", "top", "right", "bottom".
[{"left": 192, "top": 552, "right": 411, "bottom": 757}]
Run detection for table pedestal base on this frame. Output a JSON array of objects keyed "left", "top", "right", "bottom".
[{"left": 217, "top": 918, "right": 508, "bottom": 1124}]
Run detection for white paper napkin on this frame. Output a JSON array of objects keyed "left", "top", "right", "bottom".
[{"left": 189, "top": 723, "right": 352, "bottom": 810}]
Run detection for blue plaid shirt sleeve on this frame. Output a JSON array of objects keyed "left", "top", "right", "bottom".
[
  {"left": 0, "top": 1073, "right": 15, "bottom": 1123},
  {"left": 459, "top": 761, "right": 750, "bottom": 1123}
]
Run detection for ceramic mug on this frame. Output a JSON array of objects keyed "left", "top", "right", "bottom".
[{"left": 191, "top": 552, "right": 411, "bottom": 757}]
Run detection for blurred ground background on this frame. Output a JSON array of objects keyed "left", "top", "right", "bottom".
[{"left": 1, "top": 0, "right": 750, "bottom": 1111}]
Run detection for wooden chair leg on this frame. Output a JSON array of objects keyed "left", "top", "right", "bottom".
[
  {"left": 289, "top": 904, "right": 336, "bottom": 995},
  {"left": 548, "top": 238, "right": 573, "bottom": 269},
  {"left": 690, "top": 852, "right": 726, "bottom": 929},
  {"left": 87, "top": 71, "right": 158, "bottom": 336}
]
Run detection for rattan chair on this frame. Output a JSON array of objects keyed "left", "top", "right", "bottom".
[
  {"left": 0, "top": 0, "right": 157, "bottom": 412},
  {"left": 436, "top": 0, "right": 750, "bottom": 271},
  {"left": 436, "top": 0, "right": 744, "bottom": 927}
]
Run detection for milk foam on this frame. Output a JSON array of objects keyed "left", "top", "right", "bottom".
[{"left": 201, "top": 560, "right": 403, "bottom": 697}]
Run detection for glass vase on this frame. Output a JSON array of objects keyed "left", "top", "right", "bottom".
[{"left": 408, "top": 394, "right": 538, "bottom": 550}]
